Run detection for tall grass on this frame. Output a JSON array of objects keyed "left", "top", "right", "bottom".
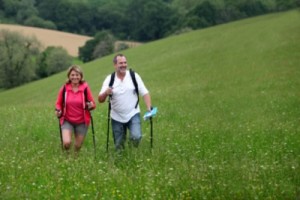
[{"left": 0, "top": 10, "right": 299, "bottom": 199}]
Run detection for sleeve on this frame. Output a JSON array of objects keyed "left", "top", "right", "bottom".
[
  {"left": 99, "top": 75, "right": 111, "bottom": 95},
  {"left": 55, "top": 86, "right": 64, "bottom": 111},
  {"left": 135, "top": 73, "right": 149, "bottom": 97}
]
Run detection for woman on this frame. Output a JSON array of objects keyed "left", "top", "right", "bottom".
[{"left": 55, "top": 65, "right": 96, "bottom": 154}]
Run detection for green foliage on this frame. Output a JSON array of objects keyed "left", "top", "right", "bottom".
[
  {"left": 115, "top": 42, "right": 129, "bottom": 52},
  {"left": 79, "top": 31, "right": 115, "bottom": 63},
  {"left": 2, "top": 0, "right": 299, "bottom": 42},
  {"left": 0, "top": 30, "right": 41, "bottom": 88},
  {"left": 126, "top": 0, "right": 178, "bottom": 41},
  {"left": 24, "top": 15, "right": 57, "bottom": 30},
  {"left": 0, "top": 30, "right": 72, "bottom": 88},
  {"left": 237, "top": 0, "right": 268, "bottom": 16},
  {"left": 186, "top": 1, "right": 219, "bottom": 29},
  {"left": 36, "top": 46, "right": 72, "bottom": 78},
  {"left": 15, "top": 0, "right": 38, "bottom": 24},
  {"left": 0, "top": 10, "right": 299, "bottom": 199},
  {"left": 275, "top": 0, "right": 299, "bottom": 10},
  {"left": 92, "top": 33, "right": 115, "bottom": 60}
]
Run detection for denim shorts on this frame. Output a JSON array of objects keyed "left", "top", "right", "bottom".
[{"left": 61, "top": 120, "right": 88, "bottom": 135}]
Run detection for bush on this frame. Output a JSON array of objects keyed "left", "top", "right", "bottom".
[
  {"left": 115, "top": 42, "right": 129, "bottom": 52},
  {"left": 36, "top": 46, "right": 72, "bottom": 78},
  {"left": 0, "top": 30, "right": 41, "bottom": 88},
  {"left": 79, "top": 31, "right": 115, "bottom": 63},
  {"left": 24, "top": 16, "right": 57, "bottom": 30}
]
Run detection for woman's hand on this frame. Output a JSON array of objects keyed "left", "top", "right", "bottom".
[
  {"left": 55, "top": 109, "right": 62, "bottom": 118},
  {"left": 86, "top": 101, "right": 94, "bottom": 110}
]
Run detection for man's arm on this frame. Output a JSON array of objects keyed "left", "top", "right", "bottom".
[
  {"left": 143, "top": 93, "right": 152, "bottom": 111},
  {"left": 98, "top": 76, "right": 111, "bottom": 103},
  {"left": 98, "top": 87, "right": 113, "bottom": 103}
]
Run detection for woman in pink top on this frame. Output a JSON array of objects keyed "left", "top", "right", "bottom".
[{"left": 55, "top": 65, "right": 96, "bottom": 154}]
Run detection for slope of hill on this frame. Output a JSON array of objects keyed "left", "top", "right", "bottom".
[
  {"left": 0, "top": 10, "right": 298, "bottom": 106},
  {"left": 0, "top": 10, "right": 299, "bottom": 199}
]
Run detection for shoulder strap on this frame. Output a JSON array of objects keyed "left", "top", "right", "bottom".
[
  {"left": 84, "top": 87, "right": 88, "bottom": 102},
  {"left": 109, "top": 72, "right": 115, "bottom": 88},
  {"left": 62, "top": 85, "right": 66, "bottom": 107},
  {"left": 108, "top": 72, "right": 115, "bottom": 110},
  {"left": 130, "top": 69, "right": 138, "bottom": 96},
  {"left": 83, "top": 87, "right": 89, "bottom": 110},
  {"left": 129, "top": 68, "right": 139, "bottom": 108}
]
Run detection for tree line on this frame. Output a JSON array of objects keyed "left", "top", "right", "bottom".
[{"left": 0, "top": 0, "right": 299, "bottom": 42}]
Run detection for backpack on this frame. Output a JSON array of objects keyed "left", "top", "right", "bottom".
[{"left": 109, "top": 68, "right": 139, "bottom": 108}]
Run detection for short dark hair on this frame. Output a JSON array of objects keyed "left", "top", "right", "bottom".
[{"left": 113, "top": 53, "right": 125, "bottom": 64}]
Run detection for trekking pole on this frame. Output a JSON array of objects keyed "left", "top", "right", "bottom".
[
  {"left": 56, "top": 109, "right": 64, "bottom": 151},
  {"left": 143, "top": 107, "right": 157, "bottom": 149},
  {"left": 106, "top": 97, "right": 111, "bottom": 152},
  {"left": 150, "top": 116, "right": 153, "bottom": 148},
  {"left": 90, "top": 112, "right": 96, "bottom": 159},
  {"left": 58, "top": 119, "right": 63, "bottom": 150}
]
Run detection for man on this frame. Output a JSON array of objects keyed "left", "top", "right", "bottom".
[{"left": 98, "top": 54, "right": 152, "bottom": 150}]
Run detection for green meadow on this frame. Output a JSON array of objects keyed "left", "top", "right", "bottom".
[{"left": 0, "top": 10, "right": 299, "bottom": 199}]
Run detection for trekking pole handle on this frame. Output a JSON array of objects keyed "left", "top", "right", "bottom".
[
  {"left": 55, "top": 108, "right": 62, "bottom": 118},
  {"left": 106, "top": 87, "right": 113, "bottom": 97},
  {"left": 86, "top": 101, "right": 94, "bottom": 111}
]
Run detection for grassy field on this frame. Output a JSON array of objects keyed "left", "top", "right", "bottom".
[{"left": 0, "top": 10, "right": 299, "bottom": 199}]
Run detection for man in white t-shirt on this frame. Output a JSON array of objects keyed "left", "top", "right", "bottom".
[{"left": 98, "top": 54, "right": 152, "bottom": 150}]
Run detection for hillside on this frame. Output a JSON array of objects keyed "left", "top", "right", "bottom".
[
  {"left": 0, "top": 10, "right": 299, "bottom": 199},
  {"left": 0, "top": 24, "right": 92, "bottom": 57},
  {"left": 0, "top": 10, "right": 298, "bottom": 106}
]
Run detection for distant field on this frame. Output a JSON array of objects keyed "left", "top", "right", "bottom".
[
  {"left": 0, "top": 10, "right": 299, "bottom": 199},
  {"left": 0, "top": 24, "right": 142, "bottom": 57},
  {"left": 0, "top": 24, "right": 91, "bottom": 57}
]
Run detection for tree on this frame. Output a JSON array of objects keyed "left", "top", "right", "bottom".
[
  {"left": 37, "top": 0, "right": 95, "bottom": 35},
  {"left": 36, "top": 46, "right": 72, "bottom": 78},
  {"left": 186, "top": 1, "right": 218, "bottom": 29},
  {"left": 126, "top": 0, "right": 177, "bottom": 41},
  {"left": 0, "top": 30, "right": 41, "bottom": 88},
  {"left": 24, "top": 15, "right": 57, "bottom": 30},
  {"left": 15, "top": 0, "right": 38, "bottom": 24},
  {"left": 1, "top": 0, "right": 19, "bottom": 17},
  {"left": 238, "top": 0, "right": 268, "bottom": 17},
  {"left": 91, "top": 1, "right": 129, "bottom": 38},
  {"left": 275, "top": 0, "right": 299, "bottom": 10},
  {"left": 79, "top": 31, "right": 115, "bottom": 63},
  {"left": 92, "top": 33, "right": 115, "bottom": 60},
  {"left": 36, "top": 0, "right": 60, "bottom": 22}
]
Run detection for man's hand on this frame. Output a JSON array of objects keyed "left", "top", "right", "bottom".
[{"left": 106, "top": 87, "right": 113, "bottom": 96}]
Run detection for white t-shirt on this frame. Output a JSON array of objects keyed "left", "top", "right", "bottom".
[{"left": 99, "top": 70, "right": 149, "bottom": 123}]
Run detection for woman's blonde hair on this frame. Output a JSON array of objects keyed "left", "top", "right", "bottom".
[{"left": 65, "top": 65, "right": 85, "bottom": 84}]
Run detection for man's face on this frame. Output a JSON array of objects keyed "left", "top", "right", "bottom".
[{"left": 115, "top": 56, "right": 127, "bottom": 74}]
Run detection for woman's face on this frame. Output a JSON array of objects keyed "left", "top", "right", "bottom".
[{"left": 69, "top": 70, "right": 81, "bottom": 84}]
